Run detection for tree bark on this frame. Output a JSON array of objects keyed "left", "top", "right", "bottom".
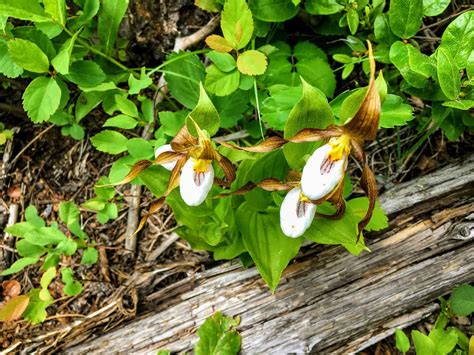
[{"left": 65, "top": 154, "right": 474, "bottom": 354}]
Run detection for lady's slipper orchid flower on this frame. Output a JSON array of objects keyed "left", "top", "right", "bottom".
[
  {"left": 111, "top": 119, "right": 236, "bottom": 234},
  {"left": 154, "top": 144, "right": 177, "bottom": 171},
  {"left": 280, "top": 187, "right": 316, "bottom": 238},
  {"left": 179, "top": 158, "right": 214, "bottom": 206},
  {"left": 218, "top": 41, "right": 381, "bottom": 237},
  {"left": 300, "top": 136, "right": 349, "bottom": 200}
]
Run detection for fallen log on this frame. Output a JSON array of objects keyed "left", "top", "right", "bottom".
[{"left": 66, "top": 154, "right": 474, "bottom": 353}]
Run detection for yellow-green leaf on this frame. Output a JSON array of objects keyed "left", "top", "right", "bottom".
[
  {"left": 236, "top": 50, "right": 268, "bottom": 76},
  {"left": 8, "top": 38, "right": 49, "bottom": 73}
]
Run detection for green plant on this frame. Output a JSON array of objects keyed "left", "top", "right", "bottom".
[
  {"left": 0, "top": 203, "right": 98, "bottom": 323},
  {"left": 158, "top": 311, "right": 241, "bottom": 355},
  {"left": 1, "top": 0, "right": 471, "bottom": 293},
  {"left": 395, "top": 284, "right": 474, "bottom": 355},
  {"left": 0, "top": 122, "right": 13, "bottom": 146}
]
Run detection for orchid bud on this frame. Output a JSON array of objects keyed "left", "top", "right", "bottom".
[
  {"left": 155, "top": 144, "right": 177, "bottom": 171},
  {"left": 280, "top": 187, "right": 316, "bottom": 238},
  {"left": 179, "top": 158, "right": 214, "bottom": 206}
]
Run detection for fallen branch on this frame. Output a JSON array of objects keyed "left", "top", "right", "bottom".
[{"left": 61, "top": 154, "right": 474, "bottom": 353}]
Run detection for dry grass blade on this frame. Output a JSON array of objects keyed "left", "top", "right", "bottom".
[{"left": 131, "top": 197, "right": 167, "bottom": 238}]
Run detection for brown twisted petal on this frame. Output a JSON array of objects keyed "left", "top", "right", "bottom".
[
  {"left": 214, "top": 178, "right": 294, "bottom": 198},
  {"left": 109, "top": 159, "right": 152, "bottom": 186},
  {"left": 131, "top": 196, "right": 166, "bottom": 238},
  {"left": 342, "top": 40, "right": 381, "bottom": 141},
  {"left": 170, "top": 125, "right": 198, "bottom": 153},
  {"left": 216, "top": 136, "right": 287, "bottom": 152},
  {"left": 286, "top": 170, "right": 302, "bottom": 182},
  {"left": 357, "top": 163, "right": 378, "bottom": 238},
  {"left": 217, "top": 155, "right": 236, "bottom": 183},
  {"left": 287, "top": 127, "right": 342, "bottom": 143},
  {"left": 164, "top": 155, "right": 188, "bottom": 196},
  {"left": 314, "top": 178, "right": 346, "bottom": 220}
]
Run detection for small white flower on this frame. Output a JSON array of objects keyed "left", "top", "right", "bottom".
[
  {"left": 280, "top": 187, "right": 316, "bottom": 238},
  {"left": 179, "top": 158, "right": 214, "bottom": 206},
  {"left": 155, "top": 144, "right": 177, "bottom": 171},
  {"left": 301, "top": 144, "right": 347, "bottom": 201}
]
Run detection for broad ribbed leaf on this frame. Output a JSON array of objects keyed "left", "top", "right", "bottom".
[
  {"left": 98, "top": 0, "right": 129, "bottom": 54},
  {"left": 389, "top": 0, "right": 423, "bottom": 39},
  {"left": 440, "top": 11, "right": 474, "bottom": 69},
  {"left": 437, "top": 47, "right": 461, "bottom": 100},
  {"left": 186, "top": 83, "right": 221, "bottom": 136}
]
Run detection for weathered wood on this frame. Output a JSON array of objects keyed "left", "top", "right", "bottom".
[{"left": 67, "top": 155, "right": 474, "bottom": 354}]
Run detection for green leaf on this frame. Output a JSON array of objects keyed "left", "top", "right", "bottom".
[
  {"left": 128, "top": 71, "right": 153, "bottom": 95},
  {"left": 16, "top": 240, "right": 46, "bottom": 258},
  {"left": 305, "top": 0, "right": 343, "bottom": 14},
  {"left": 164, "top": 52, "right": 206, "bottom": 109},
  {"left": 69, "top": 0, "right": 100, "bottom": 29},
  {"left": 23, "top": 288, "right": 53, "bottom": 324},
  {"left": 380, "top": 94, "right": 414, "bottom": 128},
  {"left": 389, "top": 0, "right": 423, "bottom": 39},
  {"left": 237, "top": 203, "right": 302, "bottom": 291},
  {"left": 195, "top": 0, "right": 222, "bottom": 12},
  {"left": 347, "top": 9, "right": 359, "bottom": 35},
  {"left": 293, "top": 42, "right": 335, "bottom": 97},
  {"left": 82, "top": 197, "right": 106, "bottom": 211},
  {"left": 115, "top": 95, "right": 138, "bottom": 117},
  {"left": 98, "top": 0, "right": 129, "bottom": 54},
  {"left": 90, "top": 130, "right": 128, "bottom": 154},
  {"left": 389, "top": 41, "right": 435, "bottom": 88},
  {"left": 8, "top": 38, "right": 49, "bottom": 73},
  {"left": 139, "top": 165, "right": 169, "bottom": 197},
  {"left": 305, "top": 204, "right": 363, "bottom": 253},
  {"left": 80, "top": 247, "right": 99, "bottom": 265},
  {"left": 261, "top": 85, "right": 302, "bottom": 130},
  {"left": 237, "top": 50, "right": 268, "bottom": 76},
  {"left": 412, "top": 330, "right": 435, "bottom": 355},
  {"left": 94, "top": 176, "right": 115, "bottom": 200},
  {"left": 59, "top": 201, "right": 80, "bottom": 227},
  {"left": 55, "top": 238, "right": 77, "bottom": 256},
  {"left": 186, "top": 83, "right": 221, "bottom": 136},
  {"left": 5, "top": 222, "right": 36, "bottom": 237},
  {"left": 127, "top": 138, "right": 154, "bottom": 159},
  {"left": 12, "top": 26, "right": 56, "bottom": 60},
  {"left": 75, "top": 91, "right": 104, "bottom": 121},
  {"left": 0, "top": 0, "right": 51, "bottom": 22},
  {"left": 24, "top": 227, "right": 67, "bottom": 246},
  {"left": 51, "top": 31, "right": 79, "bottom": 74},
  {"left": 437, "top": 47, "right": 461, "bottom": 100},
  {"left": 25, "top": 206, "right": 45, "bottom": 227},
  {"left": 0, "top": 40, "right": 23, "bottom": 78},
  {"left": 450, "top": 284, "right": 474, "bottom": 316},
  {"left": 213, "top": 90, "right": 250, "bottom": 128},
  {"left": 423, "top": 0, "right": 450, "bottom": 16},
  {"left": 207, "top": 51, "right": 236, "bottom": 72},
  {"left": 205, "top": 65, "right": 240, "bottom": 96},
  {"left": 65, "top": 60, "right": 106, "bottom": 86},
  {"left": 61, "top": 267, "right": 83, "bottom": 296},
  {"left": 347, "top": 198, "right": 388, "bottom": 231},
  {"left": 22, "top": 77, "right": 61, "bottom": 122},
  {"left": 283, "top": 79, "right": 334, "bottom": 169},
  {"left": 395, "top": 329, "right": 410, "bottom": 353},
  {"left": 248, "top": 0, "right": 298, "bottom": 22},
  {"left": 428, "top": 329, "right": 458, "bottom": 355},
  {"left": 442, "top": 99, "right": 474, "bottom": 111},
  {"left": 103, "top": 114, "right": 137, "bottom": 129},
  {"left": 440, "top": 10, "right": 473, "bottom": 69},
  {"left": 43, "top": 0, "right": 66, "bottom": 25},
  {"left": 97, "top": 203, "right": 118, "bottom": 223},
  {"left": 1, "top": 257, "right": 39, "bottom": 276},
  {"left": 374, "top": 14, "right": 397, "bottom": 44},
  {"left": 221, "top": 0, "right": 254, "bottom": 50},
  {"left": 39, "top": 267, "right": 56, "bottom": 301},
  {"left": 159, "top": 110, "right": 187, "bottom": 136},
  {"left": 195, "top": 312, "right": 241, "bottom": 355}
]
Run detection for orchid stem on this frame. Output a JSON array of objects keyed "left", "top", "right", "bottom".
[{"left": 253, "top": 77, "right": 265, "bottom": 140}]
